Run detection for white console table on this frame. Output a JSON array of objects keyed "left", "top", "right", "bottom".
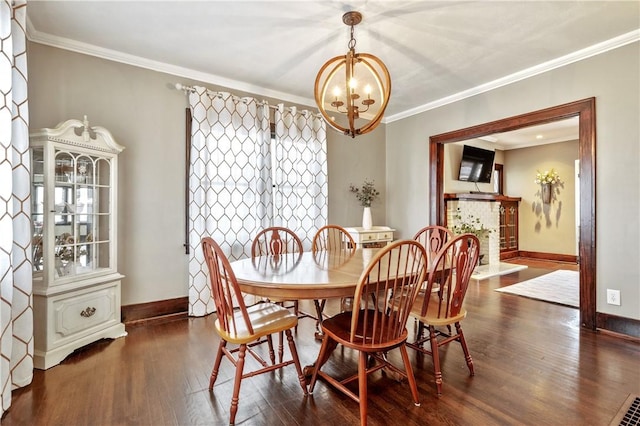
[{"left": 344, "top": 226, "right": 395, "bottom": 248}]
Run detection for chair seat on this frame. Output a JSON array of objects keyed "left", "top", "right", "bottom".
[
  {"left": 215, "top": 302, "right": 298, "bottom": 344},
  {"left": 322, "top": 310, "right": 408, "bottom": 352},
  {"left": 410, "top": 296, "right": 467, "bottom": 327}
]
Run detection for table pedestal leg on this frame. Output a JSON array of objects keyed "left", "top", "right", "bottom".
[
  {"left": 313, "top": 299, "right": 326, "bottom": 340},
  {"left": 303, "top": 337, "right": 339, "bottom": 382}
]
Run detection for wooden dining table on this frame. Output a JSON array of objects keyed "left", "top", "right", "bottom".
[
  {"left": 230, "top": 248, "right": 380, "bottom": 301},
  {"left": 231, "top": 247, "right": 386, "bottom": 377},
  {"left": 231, "top": 245, "right": 428, "bottom": 379},
  {"left": 231, "top": 247, "right": 383, "bottom": 344}
]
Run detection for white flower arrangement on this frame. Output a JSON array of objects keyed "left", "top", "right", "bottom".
[{"left": 534, "top": 169, "right": 561, "bottom": 185}]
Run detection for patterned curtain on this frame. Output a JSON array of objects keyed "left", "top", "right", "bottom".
[
  {"left": 273, "top": 104, "right": 328, "bottom": 250},
  {"left": 0, "top": 0, "right": 33, "bottom": 416},
  {"left": 187, "top": 86, "right": 271, "bottom": 316}
]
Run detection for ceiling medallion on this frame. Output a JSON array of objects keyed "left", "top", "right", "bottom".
[{"left": 314, "top": 11, "right": 391, "bottom": 138}]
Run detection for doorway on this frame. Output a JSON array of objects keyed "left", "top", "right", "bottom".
[{"left": 429, "top": 98, "right": 596, "bottom": 330}]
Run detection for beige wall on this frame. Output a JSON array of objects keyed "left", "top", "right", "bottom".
[
  {"left": 27, "top": 40, "right": 640, "bottom": 320},
  {"left": 27, "top": 42, "right": 385, "bottom": 305},
  {"left": 386, "top": 42, "right": 639, "bottom": 319},
  {"left": 444, "top": 139, "right": 579, "bottom": 256},
  {"left": 504, "top": 140, "right": 579, "bottom": 255}
]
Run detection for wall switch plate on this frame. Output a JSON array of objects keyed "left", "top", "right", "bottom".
[{"left": 606, "top": 289, "right": 621, "bottom": 306}]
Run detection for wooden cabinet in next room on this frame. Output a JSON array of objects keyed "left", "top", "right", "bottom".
[{"left": 499, "top": 198, "right": 520, "bottom": 259}]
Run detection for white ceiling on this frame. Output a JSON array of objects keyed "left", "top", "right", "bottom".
[
  {"left": 473, "top": 116, "right": 580, "bottom": 150},
  {"left": 26, "top": 1, "right": 639, "bottom": 143}
]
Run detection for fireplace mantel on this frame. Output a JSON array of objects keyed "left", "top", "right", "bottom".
[{"left": 445, "top": 193, "right": 521, "bottom": 203}]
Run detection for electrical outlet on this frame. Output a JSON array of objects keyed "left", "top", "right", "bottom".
[{"left": 606, "top": 289, "right": 621, "bottom": 306}]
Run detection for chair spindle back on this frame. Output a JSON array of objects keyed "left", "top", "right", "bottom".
[
  {"left": 251, "top": 226, "right": 303, "bottom": 257},
  {"left": 413, "top": 225, "right": 453, "bottom": 265},
  {"left": 312, "top": 224, "right": 355, "bottom": 251},
  {"left": 202, "top": 237, "right": 254, "bottom": 336},
  {"left": 420, "top": 233, "right": 480, "bottom": 319},
  {"left": 350, "top": 239, "right": 429, "bottom": 345}
]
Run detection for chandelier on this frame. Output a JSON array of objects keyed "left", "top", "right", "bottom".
[{"left": 314, "top": 11, "right": 391, "bottom": 138}]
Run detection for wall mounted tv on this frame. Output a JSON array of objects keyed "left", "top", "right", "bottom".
[{"left": 457, "top": 145, "right": 496, "bottom": 183}]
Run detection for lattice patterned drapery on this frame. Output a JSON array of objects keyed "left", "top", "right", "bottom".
[
  {"left": 185, "top": 86, "right": 328, "bottom": 317},
  {"left": 1, "top": 0, "right": 33, "bottom": 416},
  {"left": 187, "top": 87, "right": 271, "bottom": 316},
  {"left": 273, "top": 104, "right": 328, "bottom": 250}
]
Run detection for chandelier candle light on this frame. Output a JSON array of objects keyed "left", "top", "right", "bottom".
[{"left": 314, "top": 11, "right": 391, "bottom": 138}]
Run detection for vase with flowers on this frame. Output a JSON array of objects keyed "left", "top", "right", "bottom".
[
  {"left": 349, "top": 179, "right": 380, "bottom": 230},
  {"left": 534, "top": 169, "right": 561, "bottom": 204}
]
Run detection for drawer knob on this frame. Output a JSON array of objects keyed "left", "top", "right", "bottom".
[{"left": 80, "top": 306, "right": 96, "bottom": 318}]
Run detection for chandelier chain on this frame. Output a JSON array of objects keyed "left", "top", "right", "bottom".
[{"left": 348, "top": 25, "right": 356, "bottom": 50}]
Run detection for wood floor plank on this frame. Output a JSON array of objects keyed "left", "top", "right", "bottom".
[{"left": 3, "top": 258, "right": 639, "bottom": 425}]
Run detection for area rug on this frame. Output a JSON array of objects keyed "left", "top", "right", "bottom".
[{"left": 495, "top": 269, "right": 579, "bottom": 308}]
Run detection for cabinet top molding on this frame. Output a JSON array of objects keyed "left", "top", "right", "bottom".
[
  {"left": 30, "top": 116, "right": 125, "bottom": 154},
  {"left": 444, "top": 193, "right": 521, "bottom": 202}
]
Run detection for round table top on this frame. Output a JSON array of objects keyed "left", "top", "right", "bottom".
[{"left": 231, "top": 248, "right": 380, "bottom": 300}]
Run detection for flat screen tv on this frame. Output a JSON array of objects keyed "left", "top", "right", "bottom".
[{"left": 457, "top": 145, "right": 495, "bottom": 183}]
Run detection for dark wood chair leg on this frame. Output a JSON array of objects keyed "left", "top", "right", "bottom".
[
  {"left": 429, "top": 325, "right": 443, "bottom": 396},
  {"left": 456, "top": 322, "right": 474, "bottom": 376},
  {"left": 266, "top": 334, "right": 275, "bottom": 365},
  {"left": 229, "top": 344, "right": 247, "bottom": 425},
  {"left": 278, "top": 331, "right": 284, "bottom": 364},
  {"left": 417, "top": 320, "right": 425, "bottom": 345},
  {"left": 284, "top": 329, "right": 309, "bottom": 394},
  {"left": 210, "top": 340, "right": 226, "bottom": 389},
  {"left": 399, "top": 343, "right": 420, "bottom": 406},
  {"left": 358, "top": 351, "right": 368, "bottom": 426}
]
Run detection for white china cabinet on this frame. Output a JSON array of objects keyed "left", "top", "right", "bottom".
[{"left": 30, "top": 116, "right": 126, "bottom": 369}]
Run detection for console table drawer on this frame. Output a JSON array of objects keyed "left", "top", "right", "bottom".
[
  {"left": 377, "top": 231, "right": 393, "bottom": 240},
  {"left": 344, "top": 226, "right": 395, "bottom": 248}
]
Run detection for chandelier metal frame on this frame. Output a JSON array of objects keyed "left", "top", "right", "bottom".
[{"left": 314, "top": 11, "right": 391, "bottom": 138}]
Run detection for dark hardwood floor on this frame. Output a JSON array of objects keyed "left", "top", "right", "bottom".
[{"left": 4, "top": 259, "right": 639, "bottom": 425}]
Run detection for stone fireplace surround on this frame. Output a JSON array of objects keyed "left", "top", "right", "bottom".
[{"left": 445, "top": 193, "right": 527, "bottom": 279}]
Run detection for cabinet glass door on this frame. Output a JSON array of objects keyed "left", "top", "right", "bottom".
[
  {"left": 499, "top": 205, "right": 507, "bottom": 250},
  {"left": 52, "top": 149, "right": 112, "bottom": 279},
  {"left": 32, "top": 147, "right": 45, "bottom": 271}
]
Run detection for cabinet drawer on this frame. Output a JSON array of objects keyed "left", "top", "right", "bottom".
[
  {"left": 377, "top": 232, "right": 393, "bottom": 241},
  {"left": 362, "top": 233, "right": 377, "bottom": 241},
  {"left": 51, "top": 283, "right": 119, "bottom": 345}
]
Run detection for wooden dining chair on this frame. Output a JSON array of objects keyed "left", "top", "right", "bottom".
[
  {"left": 308, "top": 239, "right": 429, "bottom": 426},
  {"left": 251, "top": 226, "right": 307, "bottom": 321},
  {"left": 407, "top": 233, "right": 480, "bottom": 396},
  {"left": 311, "top": 225, "right": 357, "bottom": 335},
  {"left": 201, "top": 237, "right": 308, "bottom": 425},
  {"left": 412, "top": 225, "right": 454, "bottom": 337},
  {"left": 312, "top": 224, "right": 355, "bottom": 251},
  {"left": 251, "top": 226, "right": 303, "bottom": 257},
  {"left": 413, "top": 225, "right": 453, "bottom": 264}
]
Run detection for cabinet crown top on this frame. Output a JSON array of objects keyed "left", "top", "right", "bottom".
[{"left": 30, "top": 116, "right": 125, "bottom": 154}]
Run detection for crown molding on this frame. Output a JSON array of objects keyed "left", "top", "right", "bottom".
[
  {"left": 384, "top": 29, "right": 640, "bottom": 123},
  {"left": 25, "top": 18, "right": 316, "bottom": 109}
]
